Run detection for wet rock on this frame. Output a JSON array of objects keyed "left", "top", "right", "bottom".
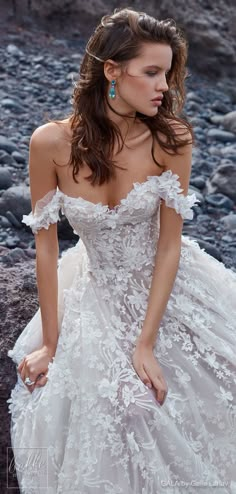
[
  {"left": 206, "top": 163, "right": 236, "bottom": 203},
  {"left": 2, "top": 98, "right": 26, "bottom": 114},
  {"left": 6, "top": 44, "right": 24, "bottom": 57},
  {"left": 0, "top": 184, "right": 31, "bottom": 221},
  {"left": 205, "top": 193, "right": 234, "bottom": 210},
  {"left": 0, "top": 136, "right": 18, "bottom": 154},
  {"left": 190, "top": 176, "right": 206, "bottom": 190},
  {"left": 220, "top": 145, "right": 236, "bottom": 160},
  {"left": 11, "top": 151, "right": 26, "bottom": 164},
  {"left": 5, "top": 210, "right": 22, "bottom": 228},
  {"left": 222, "top": 111, "right": 236, "bottom": 135},
  {"left": 207, "top": 129, "right": 236, "bottom": 143},
  {"left": 0, "top": 168, "right": 12, "bottom": 189},
  {"left": 1, "top": 247, "right": 30, "bottom": 265},
  {"left": 221, "top": 214, "right": 236, "bottom": 231}
]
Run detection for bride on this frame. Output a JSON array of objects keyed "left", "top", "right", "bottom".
[{"left": 7, "top": 7, "right": 236, "bottom": 493}]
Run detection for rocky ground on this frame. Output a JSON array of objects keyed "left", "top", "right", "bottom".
[
  {"left": 1, "top": 6, "right": 236, "bottom": 492},
  {"left": 0, "top": 18, "right": 236, "bottom": 270}
]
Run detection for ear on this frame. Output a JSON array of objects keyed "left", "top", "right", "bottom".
[{"left": 104, "top": 59, "right": 122, "bottom": 82}]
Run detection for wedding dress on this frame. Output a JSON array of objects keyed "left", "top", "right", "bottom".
[{"left": 7, "top": 170, "right": 236, "bottom": 494}]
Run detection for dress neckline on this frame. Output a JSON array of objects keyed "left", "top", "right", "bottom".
[{"left": 57, "top": 170, "right": 179, "bottom": 213}]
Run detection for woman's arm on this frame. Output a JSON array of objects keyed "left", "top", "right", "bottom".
[
  {"left": 132, "top": 126, "right": 193, "bottom": 404},
  {"left": 29, "top": 124, "right": 60, "bottom": 353},
  {"left": 138, "top": 128, "right": 192, "bottom": 347},
  {"left": 18, "top": 124, "right": 60, "bottom": 391}
]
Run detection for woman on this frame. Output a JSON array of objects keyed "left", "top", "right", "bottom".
[{"left": 7, "top": 7, "right": 236, "bottom": 493}]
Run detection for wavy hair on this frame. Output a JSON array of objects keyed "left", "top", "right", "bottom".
[{"left": 56, "top": 7, "right": 193, "bottom": 185}]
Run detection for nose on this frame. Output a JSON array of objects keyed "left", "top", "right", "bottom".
[{"left": 156, "top": 74, "right": 169, "bottom": 92}]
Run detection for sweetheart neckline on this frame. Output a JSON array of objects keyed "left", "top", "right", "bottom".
[{"left": 57, "top": 170, "right": 181, "bottom": 213}]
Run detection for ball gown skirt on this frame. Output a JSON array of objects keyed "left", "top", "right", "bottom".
[{"left": 7, "top": 170, "right": 236, "bottom": 493}]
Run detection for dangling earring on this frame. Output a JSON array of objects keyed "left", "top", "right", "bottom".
[{"left": 109, "top": 79, "right": 116, "bottom": 99}]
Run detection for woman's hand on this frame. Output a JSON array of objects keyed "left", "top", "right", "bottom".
[
  {"left": 17, "top": 345, "right": 56, "bottom": 394},
  {"left": 132, "top": 340, "right": 168, "bottom": 406}
]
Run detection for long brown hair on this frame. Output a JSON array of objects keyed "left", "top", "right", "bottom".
[{"left": 56, "top": 7, "right": 193, "bottom": 185}]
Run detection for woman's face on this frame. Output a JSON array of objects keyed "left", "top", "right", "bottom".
[{"left": 114, "top": 42, "right": 172, "bottom": 116}]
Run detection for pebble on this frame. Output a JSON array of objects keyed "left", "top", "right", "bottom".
[
  {"left": 190, "top": 176, "right": 206, "bottom": 190},
  {"left": 0, "top": 136, "right": 18, "bottom": 154},
  {"left": 0, "top": 168, "right": 12, "bottom": 189},
  {"left": 5, "top": 211, "right": 22, "bottom": 228},
  {"left": 6, "top": 44, "right": 24, "bottom": 57},
  {"left": 222, "top": 111, "right": 236, "bottom": 134},
  {"left": 205, "top": 193, "right": 234, "bottom": 210},
  {"left": 220, "top": 145, "right": 236, "bottom": 160},
  {"left": 11, "top": 151, "right": 26, "bottom": 164},
  {"left": 207, "top": 129, "right": 236, "bottom": 142},
  {"left": 221, "top": 214, "right": 236, "bottom": 230},
  {"left": 206, "top": 163, "right": 236, "bottom": 202}
]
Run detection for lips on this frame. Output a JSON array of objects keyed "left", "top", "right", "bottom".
[{"left": 151, "top": 96, "right": 163, "bottom": 102}]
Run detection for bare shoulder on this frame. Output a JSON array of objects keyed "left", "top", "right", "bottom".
[
  {"left": 28, "top": 120, "right": 71, "bottom": 207},
  {"left": 30, "top": 119, "right": 71, "bottom": 156},
  {"left": 157, "top": 119, "right": 193, "bottom": 194}
]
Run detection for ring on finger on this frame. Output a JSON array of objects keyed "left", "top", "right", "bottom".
[{"left": 24, "top": 376, "right": 35, "bottom": 386}]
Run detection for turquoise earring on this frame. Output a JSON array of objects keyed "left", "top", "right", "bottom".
[{"left": 109, "top": 79, "right": 116, "bottom": 99}]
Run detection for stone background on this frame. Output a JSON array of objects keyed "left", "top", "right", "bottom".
[{"left": 0, "top": 1, "right": 236, "bottom": 491}]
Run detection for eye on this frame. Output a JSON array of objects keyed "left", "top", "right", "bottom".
[{"left": 146, "top": 71, "right": 158, "bottom": 77}]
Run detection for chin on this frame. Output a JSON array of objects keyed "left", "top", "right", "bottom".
[{"left": 138, "top": 107, "right": 159, "bottom": 117}]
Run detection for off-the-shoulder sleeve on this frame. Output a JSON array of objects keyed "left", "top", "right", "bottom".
[
  {"left": 22, "top": 189, "right": 64, "bottom": 234},
  {"left": 158, "top": 170, "right": 200, "bottom": 220}
]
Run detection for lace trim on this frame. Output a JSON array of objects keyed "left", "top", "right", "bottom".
[
  {"left": 22, "top": 189, "right": 63, "bottom": 234},
  {"left": 157, "top": 170, "right": 200, "bottom": 220},
  {"left": 21, "top": 170, "right": 200, "bottom": 234}
]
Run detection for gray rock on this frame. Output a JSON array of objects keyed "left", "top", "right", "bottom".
[
  {"left": 11, "top": 151, "right": 26, "bottom": 164},
  {"left": 0, "top": 185, "right": 31, "bottom": 221},
  {"left": 0, "top": 136, "right": 18, "bottom": 154},
  {"left": 6, "top": 44, "right": 24, "bottom": 57},
  {"left": 2, "top": 98, "right": 26, "bottom": 114},
  {"left": 5, "top": 211, "right": 22, "bottom": 229},
  {"left": 186, "top": 92, "right": 203, "bottom": 103},
  {"left": 205, "top": 193, "right": 234, "bottom": 210},
  {"left": 1, "top": 247, "right": 29, "bottom": 265},
  {"left": 0, "top": 215, "right": 11, "bottom": 228},
  {"left": 222, "top": 235, "right": 234, "bottom": 243},
  {"left": 0, "top": 168, "right": 12, "bottom": 190},
  {"left": 207, "top": 129, "right": 235, "bottom": 142},
  {"left": 5, "top": 236, "right": 20, "bottom": 248},
  {"left": 190, "top": 176, "right": 206, "bottom": 190},
  {"left": 211, "top": 101, "right": 231, "bottom": 114},
  {"left": 206, "top": 163, "right": 236, "bottom": 203},
  {"left": 195, "top": 239, "right": 222, "bottom": 261},
  {"left": 0, "top": 151, "right": 16, "bottom": 166},
  {"left": 209, "top": 115, "right": 224, "bottom": 125},
  {"left": 222, "top": 111, "right": 236, "bottom": 135},
  {"left": 220, "top": 145, "right": 236, "bottom": 161},
  {"left": 190, "top": 117, "right": 208, "bottom": 128},
  {"left": 221, "top": 214, "right": 236, "bottom": 230}
]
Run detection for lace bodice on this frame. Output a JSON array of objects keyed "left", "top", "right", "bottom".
[
  {"left": 22, "top": 170, "right": 199, "bottom": 286},
  {"left": 22, "top": 169, "right": 198, "bottom": 232}
]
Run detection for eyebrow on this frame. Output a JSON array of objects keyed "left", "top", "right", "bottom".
[{"left": 144, "top": 65, "right": 171, "bottom": 71}]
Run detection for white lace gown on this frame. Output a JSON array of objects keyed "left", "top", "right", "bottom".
[{"left": 7, "top": 170, "right": 236, "bottom": 494}]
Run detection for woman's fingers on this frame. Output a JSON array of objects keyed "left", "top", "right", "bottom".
[
  {"left": 34, "top": 373, "right": 48, "bottom": 388},
  {"left": 138, "top": 367, "right": 152, "bottom": 389},
  {"left": 152, "top": 376, "right": 168, "bottom": 405},
  {"left": 17, "top": 358, "right": 26, "bottom": 373}
]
